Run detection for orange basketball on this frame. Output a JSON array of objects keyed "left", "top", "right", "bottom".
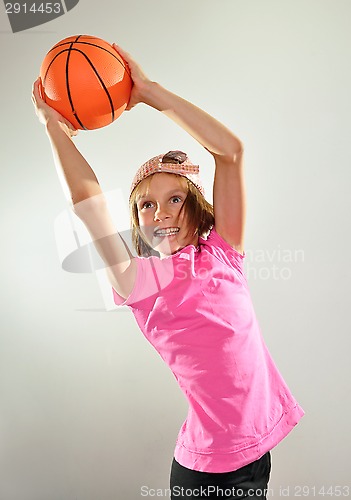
[{"left": 40, "top": 35, "right": 132, "bottom": 130}]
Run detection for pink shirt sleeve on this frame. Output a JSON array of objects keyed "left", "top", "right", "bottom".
[
  {"left": 205, "top": 226, "right": 246, "bottom": 279},
  {"left": 112, "top": 258, "right": 143, "bottom": 307},
  {"left": 112, "top": 254, "right": 175, "bottom": 307}
]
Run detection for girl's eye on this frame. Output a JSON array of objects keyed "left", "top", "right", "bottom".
[
  {"left": 171, "top": 196, "right": 182, "bottom": 203},
  {"left": 140, "top": 201, "right": 153, "bottom": 209}
]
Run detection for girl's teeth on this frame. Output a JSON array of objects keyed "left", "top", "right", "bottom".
[{"left": 155, "top": 228, "right": 180, "bottom": 236}]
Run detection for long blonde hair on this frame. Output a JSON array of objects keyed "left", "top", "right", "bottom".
[{"left": 129, "top": 173, "right": 214, "bottom": 257}]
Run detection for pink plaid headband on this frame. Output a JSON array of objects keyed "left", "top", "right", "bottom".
[{"left": 130, "top": 150, "right": 205, "bottom": 198}]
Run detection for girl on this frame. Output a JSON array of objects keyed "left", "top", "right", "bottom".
[{"left": 32, "top": 44, "right": 304, "bottom": 499}]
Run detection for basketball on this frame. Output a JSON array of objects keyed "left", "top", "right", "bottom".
[{"left": 39, "top": 35, "right": 132, "bottom": 130}]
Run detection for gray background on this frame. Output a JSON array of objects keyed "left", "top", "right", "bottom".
[{"left": 1, "top": 0, "right": 350, "bottom": 499}]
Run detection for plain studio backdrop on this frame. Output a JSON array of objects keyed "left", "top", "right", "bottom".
[{"left": 0, "top": 0, "right": 350, "bottom": 499}]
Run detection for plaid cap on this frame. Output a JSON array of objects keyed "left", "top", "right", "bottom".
[{"left": 130, "top": 150, "right": 205, "bottom": 198}]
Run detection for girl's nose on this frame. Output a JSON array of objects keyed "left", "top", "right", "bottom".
[{"left": 154, "top": 204, "right": 171, "bottom": 221}]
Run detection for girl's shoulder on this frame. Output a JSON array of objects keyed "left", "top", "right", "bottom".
[{"left": 201, "top": 226, "right": 246, "bottom": 259}]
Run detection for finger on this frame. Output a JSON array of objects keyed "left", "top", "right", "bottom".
[
  {"left": 32, "top": 78, "right": 43, "bottom": 103},
  {"left": 38, "top": 78, "right": 45, "bottom": 100},
  {"left": 112, "top": 43, "right": 131, "bottom": 61},
  {"left": 66, "top": 123, "right": 78, "bottom": 136},
  {"left": 31, "top": 78, "right": 39, "bottom": 99},
  {"left": 68, "top": 124, "right": 78, "bottom": 134},
  {"left": 64, "top": 118, "right": 78, "bottom": 134},
  {"left": 31, "top": 83, "right": 39, "bottom": 106},
  {"left": 112, "top": 42, "right": 124, "bottom": 53},
  {"left": 125, "top": 102, "right": 135, "bottom": 112}
]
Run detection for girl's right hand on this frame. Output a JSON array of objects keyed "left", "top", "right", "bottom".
[
  {"left": 31, "top": 77, "right": 78, "bottom": 137},
  {"left": 112, "top": 44, "right": 153, "bottom": 111}
]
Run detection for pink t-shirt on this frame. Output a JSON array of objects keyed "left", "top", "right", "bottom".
[{"left": 113, "top": 227, "right": 304, "bottom": 473}]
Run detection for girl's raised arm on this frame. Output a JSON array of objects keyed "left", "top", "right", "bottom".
[
  {"left": 114, "top": 45, "right": 246, "bottom": 255},
  {"left": 31, "top": 78, "right": 136, "bottom": 299}
]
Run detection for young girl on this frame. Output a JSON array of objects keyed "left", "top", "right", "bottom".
[{"left": 32, "top": 43, "right": 304, "bottom": 499}]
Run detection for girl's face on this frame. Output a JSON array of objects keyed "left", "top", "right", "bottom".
[{"left": 136, "top": 173, "right": 198, "bottom": 257}]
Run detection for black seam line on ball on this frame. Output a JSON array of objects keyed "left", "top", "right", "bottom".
[
  {"left": 46, "top": 38, "right": 132, "bottom": 81},
  {"left": 68, "top": 48, "right": 116, "bottom": 126},
  {"left": 66, "top": 36, "right": 87, "bottom": 130},
  {"left": 41, "top": 48, "right": 85, "bottom": 129},
  {"left": 42, "top": 51, "right": 60, "bottom": 85},
  {"left": 42, "top": 36, "right": 85, "bottom": 88}
]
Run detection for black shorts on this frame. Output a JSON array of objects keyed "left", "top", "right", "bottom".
[{"left": 169, "top": 452, "right": 271, "bottom": 499}]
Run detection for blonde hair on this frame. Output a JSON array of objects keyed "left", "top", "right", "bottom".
[{"left": 129, "top": 173, "right": 214, "bottom": 257}]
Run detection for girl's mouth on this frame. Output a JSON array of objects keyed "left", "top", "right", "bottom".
[{"left": 153, "top": 227, "right": 180, "bottom": 237}]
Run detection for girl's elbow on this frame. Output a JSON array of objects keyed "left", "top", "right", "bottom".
[
  {"left": 215, "top": 140, "right": 244, "bottom": 165},
  {"left": 72, "top": 192, "right": 107, "bottom": 219},
  {"left": 228, "top": 138, "right": 244, "bottom": 159}
]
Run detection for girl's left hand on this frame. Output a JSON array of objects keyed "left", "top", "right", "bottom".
[
  {"left": 32, "top": 77, "right": 78, "bottom": 137},
  {"left": 112, "top": 43, "right": 153, "bottom": 111}
]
